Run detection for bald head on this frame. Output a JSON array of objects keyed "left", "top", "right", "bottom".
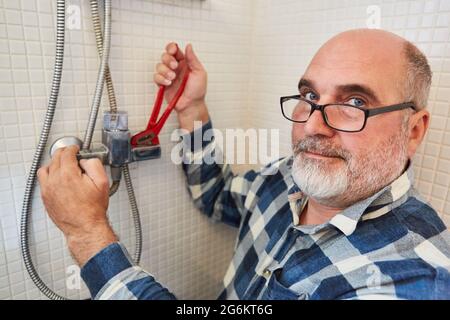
[
  {"left": 316, "top": 29, "right": 406, "bottom": 65},
  {"left": 291, "top": 29, "right": 431, "bottom": 208},
  {"left": 320, "top": 29, "right": 406, "bottom": 47},
  {"left": 307, "top": 29, "right": 431, "bottom": 110}
]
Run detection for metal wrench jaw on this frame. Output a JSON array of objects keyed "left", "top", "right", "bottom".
[{"left": 131, "top": 145, "right": 161, "bottom": 161}]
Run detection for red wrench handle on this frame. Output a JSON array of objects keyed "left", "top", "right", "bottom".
[
  {"left": 151, "top": 71, "right": 190, "bottom": 136},
  {"left": 131, "top": 71, "right": 190, "bottom": 147},
  {"left": 146, "top": 85, "right": 165, "bottom": 130}
]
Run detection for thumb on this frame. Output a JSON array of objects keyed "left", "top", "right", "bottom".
[
  {"left": 79, "top": 159, "right": 109, "bottom": 192},
  {"left": 185, "top": 44, "right": 203, "bottom": 71}
]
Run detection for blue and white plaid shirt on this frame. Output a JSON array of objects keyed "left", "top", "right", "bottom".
[{"left": 81, "top": 121, "right": 450, "bottom": 299}]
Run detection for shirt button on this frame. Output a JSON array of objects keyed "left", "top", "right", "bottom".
[{"left": 263, "top": 269, "right": 271, "bottom": 277}]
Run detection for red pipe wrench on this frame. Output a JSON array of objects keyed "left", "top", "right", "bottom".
[{"left": 131, "top": 71, "right": 190, "bottom": 159}]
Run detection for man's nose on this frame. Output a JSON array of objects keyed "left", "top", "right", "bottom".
[{"left": 301, "top": 108, "right": 335, "bottom": 137}]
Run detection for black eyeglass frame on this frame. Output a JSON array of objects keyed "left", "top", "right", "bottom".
[{"left": 280, "top": 95, "right": 416, "bottom": 133}]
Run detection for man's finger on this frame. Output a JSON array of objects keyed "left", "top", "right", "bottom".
[
  {"left": 185, "top": 44, "right": 204, "bottom": 71},
  {"left": 37, "top": 165, "right": 49, "bottom": 184},
  {"left": 154, "top": 73, "right": 172, "bottom": 86},
  {"left": 60, "top": 145, "right": 81, "bottom": 176},
  {"left": 48, "top": 148, "right": 63, "bottom": 174},
  {"left": 156, "top": 62, "right": 176, "bottom": 81},
  {"left": 79, "top": 159, "right": 109, "bottom": 191},
  {"left": 161, "top": 52, "right": 179, "bottom": 70},
  {"left": 165, "top": 42, "right": 185, "bottom": 61}
]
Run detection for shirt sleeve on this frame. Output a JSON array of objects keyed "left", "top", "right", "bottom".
[
  {"left": 181, "top": 120, "right": 260, "bottom": 228},
  {"left": 81, "top": 242, "right": 177, "bottom": 300}
]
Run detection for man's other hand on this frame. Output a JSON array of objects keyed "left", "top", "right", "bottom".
[{"left": 154, "top": 42, "right": 209, "bottom": 132}]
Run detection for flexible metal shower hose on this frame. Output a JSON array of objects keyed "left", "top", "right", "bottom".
[
  {"left": 82, "top": 0, "right": 111, "bottom": 150},
  {"left": 90, "top": 0, "right": 120, "bottom": 198},
  {"left": 20, "top": 0, "right": 141, "bottom": 300},
  {"left": 20, "top": 0, "right": 67, "bottom": 300},
  {"left": 89, "top": 0, "right": 142, "bottom": 264}
]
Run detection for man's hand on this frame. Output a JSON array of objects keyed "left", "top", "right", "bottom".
[
  {"left": 154, "top": 43, "right": 209, "bottom": 132},
  {"left": 37, "top": 145, "right": 117, "bottom": 267}
]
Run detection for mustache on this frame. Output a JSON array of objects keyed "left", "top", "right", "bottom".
[{"left": 293, "top": 136, "right": 351, "bottom": 161}]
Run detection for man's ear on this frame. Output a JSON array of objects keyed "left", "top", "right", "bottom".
[{"left": 407, "top": 109, "right": 430, "bottom": 158}]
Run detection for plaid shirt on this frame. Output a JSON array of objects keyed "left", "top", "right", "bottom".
[{"left": 81, "top": 121, "right": 450, "bottom": 300}]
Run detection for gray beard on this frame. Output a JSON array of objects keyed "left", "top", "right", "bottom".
[
  {"left": 292, "top": 154, "right": 349, "bottom": 202},
  {"left": 291, "top": 129, "right": 409, "bottom": 207}
]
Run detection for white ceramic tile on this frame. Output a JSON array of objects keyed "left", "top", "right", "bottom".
[
  {"left": 436, "top": 12, "right": 449, "bottom": 28},
  {"left": 4, "top": 10, "right": 22, "bottom": 25},
  {"left": 3, "top": 0, "right": 20, "bottom": 10},
  {"left": 36, "top": 0, "right": 52, "bottom": 14},
  {"left": 23, "top": 27, "right": 39, "bottom": 41},
  {"left": 6, "top": 24, "right": 24, "bottom": 40},
  {"left": 21, "top": 11, "right": 38, "bottom": 27}
]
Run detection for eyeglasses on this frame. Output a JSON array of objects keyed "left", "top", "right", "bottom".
[{"left": 280, "top": 95, "right": 416, "bottom": 133}]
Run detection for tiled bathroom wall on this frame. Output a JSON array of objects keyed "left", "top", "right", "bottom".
[
  {"left": 0, "top": 0, "right": 252, "bottom": 299},
  {"left": 248, "top": 0, "right": 450, "bottom": 226},
  {"left": 1, "top": 0, "right": 449, "bottom": 300}
]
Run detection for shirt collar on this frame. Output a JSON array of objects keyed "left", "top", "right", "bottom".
[{"left": 286, "top": 158, "right": 414, "bottom": 236}]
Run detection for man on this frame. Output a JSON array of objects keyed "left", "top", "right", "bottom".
[{"left": 37, "top": 29, "right": 450, "bottom": 299}]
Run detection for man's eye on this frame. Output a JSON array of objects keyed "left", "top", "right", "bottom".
[
  {"left": 348, "top": 98, "right": 365, "bottom": 107},
  {"left": 304, "top": 92, "right": 318, "bottom": 101}
]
